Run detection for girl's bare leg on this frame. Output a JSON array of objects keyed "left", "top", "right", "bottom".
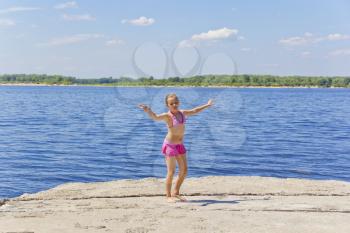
[
  {"left": 165, "top": 156, "right": 176, "bottom": 200},
  {"left": 173, "top": 154, "right": 188, "bottom": 199}
]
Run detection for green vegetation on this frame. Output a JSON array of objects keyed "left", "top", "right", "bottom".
[{"left": 1, "top": 74, "right": 350, "bottom": 88}]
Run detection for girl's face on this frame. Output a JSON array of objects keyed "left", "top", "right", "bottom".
[{"left": 167, "top": 96, "right": 180, "bottom": 111}]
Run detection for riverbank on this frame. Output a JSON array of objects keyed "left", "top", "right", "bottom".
[
  {"left": 0, "top": 82, "right": 348, "bottom": 88},
  {"left": 1, "top": 176, "right": 349, "bottom": 233}
]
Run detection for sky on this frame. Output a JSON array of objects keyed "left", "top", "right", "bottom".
[{"left": 0, "top": 0, "right": 349, "bottom": 79}]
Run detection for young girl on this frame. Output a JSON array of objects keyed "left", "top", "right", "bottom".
[{"left": 139, "top": 93, "right": 213, "bottom": 203}]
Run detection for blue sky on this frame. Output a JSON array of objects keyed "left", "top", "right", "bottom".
[{"left": 0, "top": 0, "right": 349, "bottom": 78}]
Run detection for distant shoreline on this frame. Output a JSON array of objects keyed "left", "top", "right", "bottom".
[
  {"left": 2, "top": 74, "right": 349, "bottom": 88},
  {"left": 0, "top": 83, "right": 348, "bottom": 89}
]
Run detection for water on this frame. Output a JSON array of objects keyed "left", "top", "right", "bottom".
[{"left": 0, "top": 86, "right": 349, "bottom": 199}]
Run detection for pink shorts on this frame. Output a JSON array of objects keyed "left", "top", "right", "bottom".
[{"left": 162, "top": 139, "right": 186, "bottom": 157}]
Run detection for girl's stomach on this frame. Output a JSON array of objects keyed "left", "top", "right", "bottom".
[{"left": 165, "top": 133, "right": 184, "bottom": 144}]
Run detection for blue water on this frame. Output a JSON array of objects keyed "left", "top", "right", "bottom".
[{"left": 0, "top": 86, "right": 349, "bottom": 199}]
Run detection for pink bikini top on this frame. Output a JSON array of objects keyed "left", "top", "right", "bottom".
[{"left": 168, "top": 111, "right": 186, "bottom": 128}]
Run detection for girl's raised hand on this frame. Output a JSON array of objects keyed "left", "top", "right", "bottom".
[
  {"left": 207, "top": 99, "right": 214, "bottom": 107},
  {"left": 138, "top": 104, "right": 151, "bottom": 112}
]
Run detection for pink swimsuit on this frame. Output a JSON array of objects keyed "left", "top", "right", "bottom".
[{"left": 161, "top": 111, "right": 186, "bottom": 157}]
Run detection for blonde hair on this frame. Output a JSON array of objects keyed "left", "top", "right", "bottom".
[{"left": 165, "top": 93, "right": 179, "bottom": 106}]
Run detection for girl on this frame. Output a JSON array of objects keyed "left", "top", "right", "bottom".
[{"left": 139, "top": 93, "right": 213, "bottom": 203}]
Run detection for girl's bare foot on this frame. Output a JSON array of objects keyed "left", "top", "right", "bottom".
[
  {"left": 166, "top": 197, "right": 179, "bottom": 203},
  {"left": 172, "top": 194, "right": 187, "bottom": 202}
]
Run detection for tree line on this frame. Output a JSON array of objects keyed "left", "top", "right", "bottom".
[{"left": 1, "top": 74, "right": 350, "bottom": 87}]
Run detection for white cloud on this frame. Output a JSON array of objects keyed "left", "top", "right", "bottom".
[
  {"left": 279, "top": 36, "right": 312, "bottom": 46},
  {"left": 0, "top": 6, "right": 41, "bottom": 14},
  {"left": 178, "top": 40, "right": 194, "bottom": 48},
  {"left": 329, "top": 49, "right": 350, "bottom": 56},
  {"left": 327, "top": 33, "right": 350, "bottom": 41},
  {"left": 121, "top": 16, "right": 155, "bottom": 26},
  {"left": 191, "top": 27, "right": 238, "bottom": 41},
  {"left": 54, "top": 1, "right": 78, "bottom": 10},
  {"left": 62, "top": 14, "right": 96, "bottom": 21},
  {"left": 279, "top": 32, "right": 350, "bottom": 46},
  {"left": 179, "top": 27, "right": 239, "bottom": 48},
  {"left": 38, "top": 34, "right": 104, "bottom": 46},
  {"left": 0, "top": 19, "right": 15, "bottom": 28},
  {"left": 106, "top": 39, "right": 124, "bottom": 46}
]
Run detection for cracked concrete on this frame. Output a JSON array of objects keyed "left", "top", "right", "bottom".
[{"left": 0, "top": 176, "right": 349, "bottom": 233}]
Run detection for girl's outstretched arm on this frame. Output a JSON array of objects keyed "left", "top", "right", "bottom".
[
  {"left": 138, "top": 104, "right": 168, "bottom": 121},
  {"left": 183, "top": 99, "right": 213, "bottom": 117}
]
